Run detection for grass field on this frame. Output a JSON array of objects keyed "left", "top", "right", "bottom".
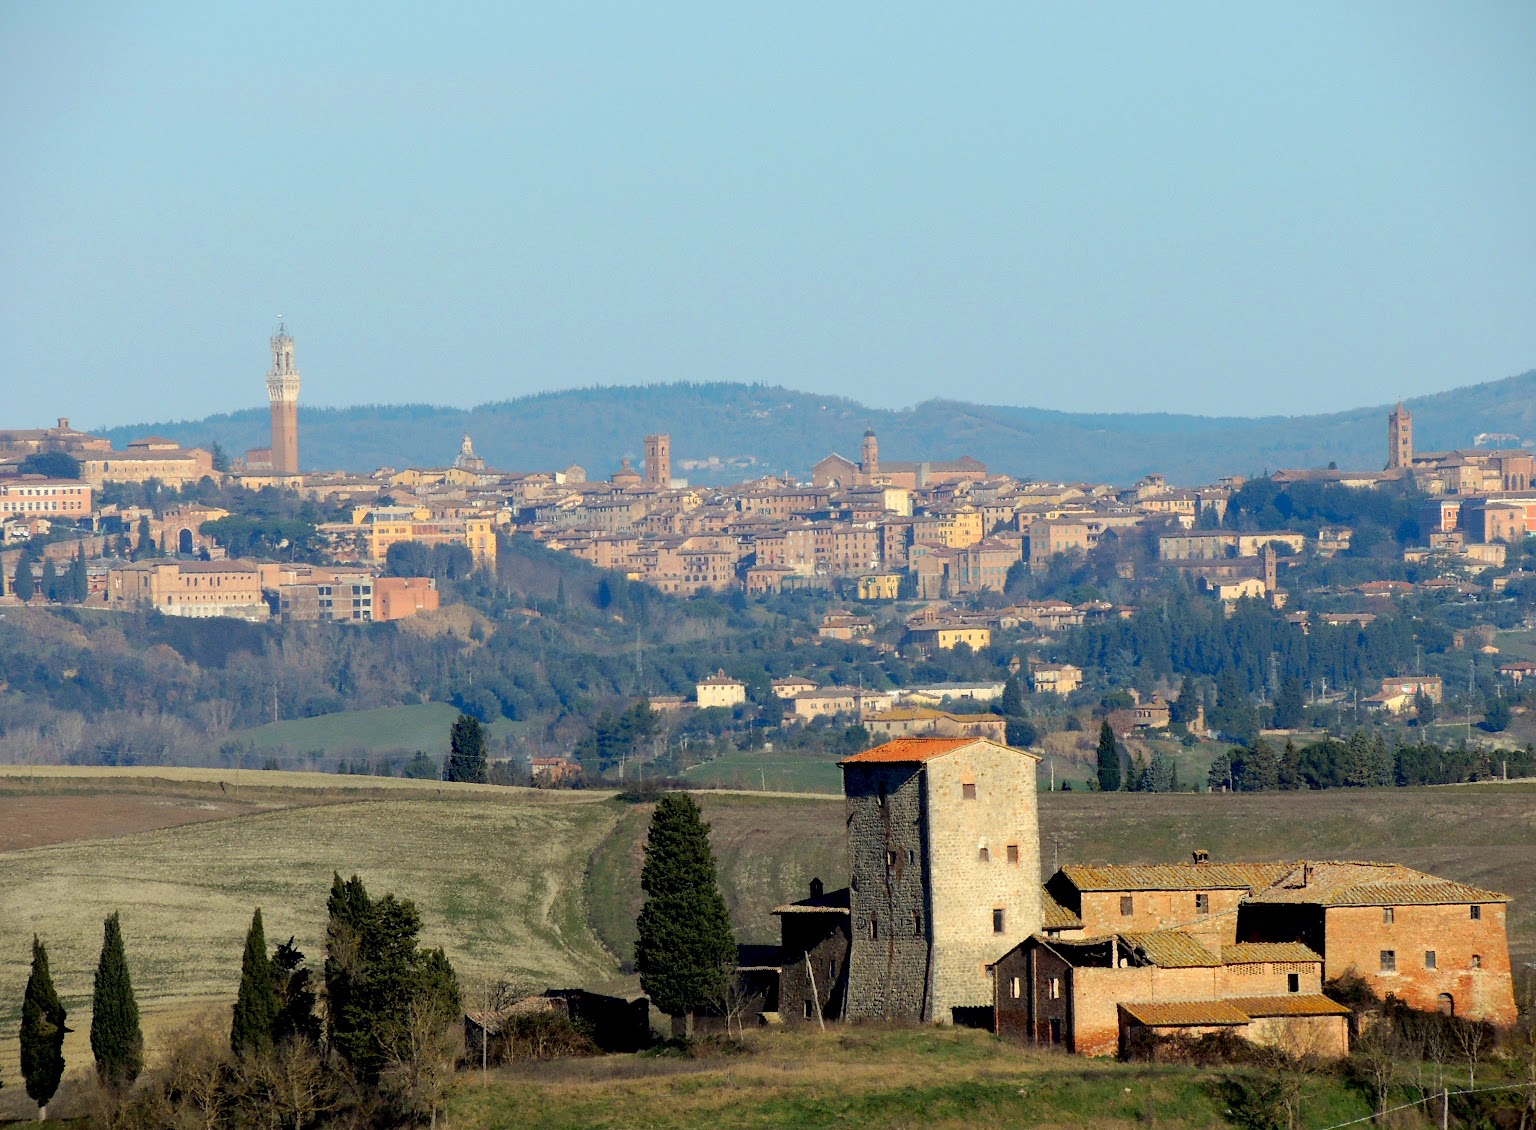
[
  {"left": 447, "top": 1025, "right": 1373, "bottom": 1130},
  {"left": 0, "top": 779, "right": 621, "bottom": 1111},
  {"left": 231, "top": 702, "right": 519, "bottom": 760},
  {"left": 681, "top": 750, "right": 844, "bottom": 794}
]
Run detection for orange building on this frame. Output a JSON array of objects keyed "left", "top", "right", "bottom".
[{"left": 0, "top": 476, "right": 93, "bottom": 518}]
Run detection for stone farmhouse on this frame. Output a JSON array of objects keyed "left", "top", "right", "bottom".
[{"left": 734, "top": 736, "right": 1517, "bottom": 1061}]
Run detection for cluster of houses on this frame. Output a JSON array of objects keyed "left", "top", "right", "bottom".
[{"left": 724, "top": 735, "right": 1518, "bottom": 1058}]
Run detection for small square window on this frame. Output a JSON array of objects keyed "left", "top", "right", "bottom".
[
  {"left": 1195, "top": 893, "right": 1209, "bottom": 914},
  {"left": 1425, "top": 951, "right": 1437, "bottom": 970},
  {"left": 992, "top": 908, "right": 1006, "bottom": 934},
  {"left": 1287, "top": 973, "right": 1300, "bottom": 993},
  {"left": 1471, "top": 954, "right": 1482, "bottom": 969},
  {"left": 1380, "top": 950, "right": 1396, "bottom": 973},
  {"left": 979, "top": 846, "right": 991, "bottom": 863},
  {"left": 1120, "top": 896, "right": 1134, "bottom": 916},
  {"left": 1007, "top": 844, "right": 1020, "bottom": 864},
  {"left": 962, "top": 783, "right": 977, "bottom": 800},
  {"left": 1383, "top": 907, "right": 1395, "bottom": 925},
  {"left": 1470, "top": 904, "right": 1481, "bottom": 920}
]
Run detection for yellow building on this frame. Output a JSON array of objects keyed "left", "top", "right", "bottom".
[
  {"left": 906, "top": 623, "right": 992, "bottom": 651},
  {"left": 911, "top": 505, "right": 984, "bottom": 549},
  {"left": 354, "top": 506, "right": 497, "bottom": 568},
  {"left": 696, "top": 670, "right": 746, "bottom": 709},
  {"left": 856, "top": 573, "right": 902, "bottom": 600}
]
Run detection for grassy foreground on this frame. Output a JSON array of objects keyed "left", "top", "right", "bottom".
[
  {"left": 0, "top": 781, "right": 621, "bottom": 1104},
  {"left": 447, "top": 1025, "right": 1372, "bottom": 1130}
]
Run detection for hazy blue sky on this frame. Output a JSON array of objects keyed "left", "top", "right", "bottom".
[{"left": 3, "top": 3, "right": 1533, "bottom": 429}]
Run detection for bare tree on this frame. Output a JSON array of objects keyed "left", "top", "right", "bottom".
[
  {"left": 1454, "top": 1017, "right": 1491, "bottom": 1091},
  {"left": 1351, "top": 1018, "right": 1400, "bottom": 1118},
  {"left": 380, "top": 995, "right": 462, "bottom": 1129}
]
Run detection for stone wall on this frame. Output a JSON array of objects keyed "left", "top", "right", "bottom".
[{"left": 844, "top": 762, "right": 932, "bottom": 1020}]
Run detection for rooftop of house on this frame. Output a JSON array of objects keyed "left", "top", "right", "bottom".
[
  {"left": 1055, "top": 861, "right": 1293, "bottom": 893},
  {"left": 1041, "top": 888, "right": 1084, "bottom": 931},
  {"left": 839, "top": 736, "right": 1038, "bottom": 766},
  {"left": 771, "top": 885, "right": 851, "bottom": 916},
  {"left": 1121, "top": 930, "right": 1225, "bottom": 968},
  {"left": 1221, "top": 942, "right": 1322, "bottom": 965}
]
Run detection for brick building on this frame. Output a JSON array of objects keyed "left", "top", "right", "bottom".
[{"left": 0, "top": 476, "right": 93, "bottom": 518}]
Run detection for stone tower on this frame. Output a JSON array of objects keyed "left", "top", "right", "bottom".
[
  {"left": 861, "top": 427, "right": 879, "bottom": 478},
  {"left": 643, "top": 433, "right": 671, "bottom": 487},
  {"left": 1387, "top": 402, "right": 1412, "bottom": 471},
  {"left": 266, "top": 324, "right": 301, "bottom": 474},
  {"left": 839, "top": 737, "right": 1041, "bottom": 1024}
]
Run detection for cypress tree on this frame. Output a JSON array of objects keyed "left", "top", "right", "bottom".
[
  {"left": 90, "top": 912, "right": 143, "bottom": 1089},
  {"left": 20, "top": 935, "right": 67, "bottom": 1117},
  {"left": 443, "top": 713, "right": 488, "bottom": 783},
  {"left": 1095, "top": 721, "right": 1122, "bottom": 792},
  {"left": 40, "top": 558, "right": 58, "bottom": 602},
  {"left": 999, "top": 675, "right": 1025, "bottom": 718},
  {"left": 231, "top": 908, "right": 279, "bottom": 1056},
  {"left": 14, "top": 550, "right": 35, "bottom": 601},
  {"left": 634, "top": 793, "right": 737, "bottom": 1026}
]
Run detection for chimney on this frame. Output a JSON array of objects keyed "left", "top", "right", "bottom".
[
  {"left": 1192, "top": 849, "right": 1210, "bottom": 865},
  {"left": 809, "top": 877, "right": 824, "bottom": 899},
  {"left": 1302, "top": 863, "right": 1313, "bottom": 887}
]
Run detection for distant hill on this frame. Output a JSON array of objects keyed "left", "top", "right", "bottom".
[{"left": 100, "top": 369, "right": 1536, "bottom": 485}]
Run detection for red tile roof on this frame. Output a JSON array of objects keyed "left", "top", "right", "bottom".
[
  {"left": 1119, "top": 1000, "right": 1249, "bottom": 1027},
  {"left": 1226, "top": 995, "right": 1351, "bottom": 1018},
  {"left": 839, "top": 738, "right": 977, "bottom": 764}
]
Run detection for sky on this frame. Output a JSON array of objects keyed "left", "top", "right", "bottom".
[{"left": 2, "top": 3, "right": 1534, "bottom": 429}]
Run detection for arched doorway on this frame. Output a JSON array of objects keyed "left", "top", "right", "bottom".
[
  {"left": 178, "top": 528, "right": 194, "bottom": 555},
  {"left": 1437, "top": 993, "right": 1454, "bottom": 1016}
]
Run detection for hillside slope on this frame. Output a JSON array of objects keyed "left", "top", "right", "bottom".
[{"left": 100, "top": 368, "right": 1536, "bottom": 484}]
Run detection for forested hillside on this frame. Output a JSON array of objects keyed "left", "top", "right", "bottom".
[{"left": 99, "top": 369, "right": 1536, "bottom": 484}]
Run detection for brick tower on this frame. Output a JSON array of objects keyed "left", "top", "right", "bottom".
[
  {"left": 1387, "top": 402, "right": 1412, "bottom": 472},
  {"left": 839, "top": 737, "right": 1041, "bottom": 1024},
  {"left": 861, "top": 427, "right": 879, "bottom": 479},
  {"left": 643, "top": 433, "right": 671, "bottom": 487},
  {"left": 266, "top": 324, "right": 301, "bottom": 474}
]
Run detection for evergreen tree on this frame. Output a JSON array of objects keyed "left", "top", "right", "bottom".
[
  {"left": 999, "top": 675, "right": 1025, "bottom": 718},
  {"left": 13, "top": 549, "right": 35, "bottom": 601},
  {"left": 270, "top": 937, "right": 321, "bottom": 1047},
  {"left": 40, "top": 558, "right": 58, "bottom": 603},
  {"left": 634, "top": 793, "right": 737, "bottom": 1025},
  {"left": 67, "top": 546, "right": 90, "bottom": 603},
  {"left": 1142, "top": 749, "right": 1175, "bottom": 792},
  {"left": 1169, "top": 675, "right": 1199, "bottom": 726},
  {"left": 1279, "top": 739, "right": 1303, "bottom": 790},
  {"left": 1415, "top": 690, "right": 1437, "bottom": 726},
  {"left": 1207, "top": 750, "right": 1232, "bottom": 792},
  {"left": 443, "top": 712, "right": 488, "bottom": 783},
  {"left": 1272, "top": 676, "right": 1305, "bottom": 730},
  {"left": 325, "top": 873, "right": 460, "bottom": 1082},
  {"left": 1095, "top": 721, "right": 1121, "bottom": 792},
  {"left": 20, "top": 935, "right": 67, "bottom": 1117},
  {"left": 90, "top": 912, "right": 143, "bottom": 1089},
  {"left": 1237, "top": 738, "right": 1280, "bottom": 791},
  {"left": 231, "top": 908, "right": 279, "bottom": 1056},
  {"left": 136, "top": 515, "right": 155, "bottom": 558}
]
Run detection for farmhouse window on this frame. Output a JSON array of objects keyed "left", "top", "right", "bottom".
[
  {"left": 978, "top": 846, "right": 990, "bottom": 863},
  {"left": 1383, "top": 907, "right": 1395, "bottom": 925},
  {"left": 1470, "top": 904, "right": 1481, "bottom": 920},
  {"left": 1195, "top": 893, "right": 1209, "bottom": 914},
  {"left": 1120, "top": 896, "right": 1134, "bottom": 916},
  {"left": 886, "top": 851, "right": 896, "bottom": 868},
  {"left": 1424, "top": 951, "right": 1437, "bottom": 970},
  {"left": 992, "top": 908, "right": 1006, "bottom": 934},
  {"left": 804, "top": 1000, "right": 813, "bottom": 1019},
  {"left": 1380, "top": 950, "right": 1396, "bottom": 973},
  {"left": 1048, "top": 976, "right": 1062, "bottom": 1000},
  {"left": 962, "top": 783, "right": 977, "bottom": 800},
  {"left": 1007, "top": 844, "right": 1020, "bottom": 864},
  {"left": 913, "top": 911, "right": 922, "bottom": 936},
  {"left": 869, "top": 916, "right": 878, "bottom": 941},
  {"left": 1287, "top": 973, "right": 1300, "bottom": 993},
  {"left": 1010, "top": 976, "right": 1021, "bottom": 999},
  {"left": 1471, "top": 954, "right": 1482, "bottom": 969}
]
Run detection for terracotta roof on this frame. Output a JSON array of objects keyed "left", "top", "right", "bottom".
[
  {"left": 1222, "top": 942, "right": 1322, "bottom": 965},
  {"left": 1122, "top": 931, "right": 1222, "bottom": 968},
  {"left": 1041, "top": 888, "right": 1083, "bottom": 931},
  {"left": 1227, "top": 995, "right": 1351, "bottom": 1018},
  {"left": 772, "top": 886, "right": 851, "bottom": 916},
  {"left": 1058, "top": 862, "right": 1292, "bottom": 893},
  {"left": 839, "top": 738, "right": 977, "bottom": 764},
  {"left": 1119, "top": 1000, "right": 1249, "bottom": 1027},
  {"left": 1250, "top": 862, "right": 1508, "bottom": 906}
]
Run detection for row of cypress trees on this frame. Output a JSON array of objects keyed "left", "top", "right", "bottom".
[{"left": 11, "top": 911, "right": 142, "bottom": 1119}]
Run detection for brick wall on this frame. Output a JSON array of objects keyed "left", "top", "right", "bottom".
[
  {"left": 1078, "top": 888, "right": 1247, "bottom": 945},
  {"left": 1322, "top": 903, "right": 1517, "bottom": 1026}
]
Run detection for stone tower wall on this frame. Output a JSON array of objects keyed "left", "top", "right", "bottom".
[{"left": 843, "top": 762, "right": 933, "bottom": 1020}]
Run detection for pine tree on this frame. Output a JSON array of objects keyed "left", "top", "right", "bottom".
[
  {"left": 90, "top": 912, "right": 143, "bottom": 1089},
  {"left": 231, "top": 908, "right": 279, "bottom": 1056},
  {"left": 443, "top": 713, "right": 488, "bottom": 783},
  {"left": 634, "top": 793, "right": 737, "bottom": 1026},
  {"left": 20, "top": 935, "right": 67, "bottom": 1117},
  {"left": 1095, "top": 721, "right": 1121, "bottom": 792}
]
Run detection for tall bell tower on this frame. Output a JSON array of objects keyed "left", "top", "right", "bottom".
[
  {"left": 266, "top": 323, "right": 301, "bottom": 474},
  {"left": 1387, "top": 402, "right": 1412, "bottom": 472}
]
